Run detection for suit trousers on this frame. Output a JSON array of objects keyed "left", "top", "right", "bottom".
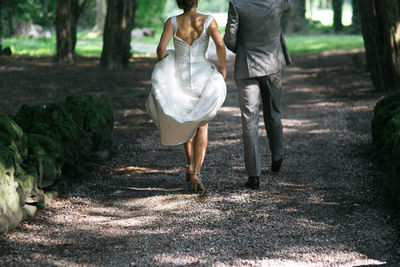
[{"left": 236, "top": 72, "right": 284, "bottom": 177}]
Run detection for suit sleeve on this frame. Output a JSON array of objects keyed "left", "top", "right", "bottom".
[{"left": 224, "top": 1, "right": 239, "bottom": 53}]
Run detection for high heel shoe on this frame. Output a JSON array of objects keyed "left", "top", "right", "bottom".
[
  {"left": 186, "top": 165, "right": 193, "bottom": 183},
  {"left": 191, "top": 172, "right": 205, "bottom": 192}
]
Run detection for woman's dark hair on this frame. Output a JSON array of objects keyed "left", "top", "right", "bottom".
[{"left": 176, "top": 0, "right": 197, "bottom": 12}]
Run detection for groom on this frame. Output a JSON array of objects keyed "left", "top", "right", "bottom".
[{"left": 224, "top": 0, "right": 293, "bottom": 189}]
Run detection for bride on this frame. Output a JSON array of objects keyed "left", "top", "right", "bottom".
[{"left": 146, "top": 0, "right": 227, "bottom": 192}]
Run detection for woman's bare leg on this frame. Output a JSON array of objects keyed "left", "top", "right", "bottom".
[
  {"left": 184, "top": 139, "right": 194, "bottom": 175},
  {"left": 192, "top": 123, "right": 208, "bottom": 182}
]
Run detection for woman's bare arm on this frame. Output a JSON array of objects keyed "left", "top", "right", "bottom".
[
  {"left": 209, "top": 19, "right": 226, "bottom": 79},
  {"left": 157, "top": 18, "right": 173, "bottom": 61}
]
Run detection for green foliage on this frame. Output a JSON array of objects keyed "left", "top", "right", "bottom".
[
  {"left": 372, "top": 93, "right": 400, "bottom": 208},
  {"left": 15, "top": 103, "right": 81, "bottom": 166},
  {"left": 79, "top": 0, "right": 97, "bottom": 28},
  {"left": 65, "top": 96, "right": 114, "bottom": 151},
  {"left": 25, "top": 133, "right": 63, "bottom": 188},
  {"left": 371, "top": 94, "right": 400, "bottom": 148},
  {"left": 14, "top": 96, "right": 114, "bottom": 172},
  {"left": 390, "top": 138, "right": 400, "bottom": 205},
  {"left": 164, "top": 0, "right": 229, "bottom": 14},
  {"left": 1, "top": 0, "right": 56, "bottom": 37},
  {"left": 0, "top": 116, "right": 28, "bottom": 233},
  {"left": 197, "top": 0, "right": 229, "bottom": 13},
  {"left": 0, "top": 96, "right": 114, "bottom": 233},
  {"left": 0, "top": 116, "right": 28, "bottom": 174},
  {"left": 135, "top": 0, "right": 168, "bottom": 28}
]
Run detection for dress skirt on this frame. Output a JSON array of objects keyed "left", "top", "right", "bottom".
[{"left": 146, "top": 50, "right": 226, "bottom": 145}]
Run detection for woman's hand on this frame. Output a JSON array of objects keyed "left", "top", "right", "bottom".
[{"left": 218, "top": 67, "right": 226, "bottom": 79}]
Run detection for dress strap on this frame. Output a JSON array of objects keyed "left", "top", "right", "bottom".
[
  {"left": 204, "top": 15, "right": 214, "bottom": 33},
  {"left": 171, "top": 16, "right": 178, "bottom": 33}
]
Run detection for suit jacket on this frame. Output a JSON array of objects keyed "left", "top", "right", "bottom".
[{"left": 224, "top": 0, "right": 293, "bottom": 80}]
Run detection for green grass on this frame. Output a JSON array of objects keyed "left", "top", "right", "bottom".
[
  {"left": 286, "top": 35, "right": 365, "bottom": 55},
  {"left": 2, "top": 32, "right": 364, "bottom": 57},
  {"left": 3, "top": 37, "right": 56, "bottom": 56}
]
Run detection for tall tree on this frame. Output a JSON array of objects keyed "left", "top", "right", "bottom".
[
  {"left": 55, "top": 0, "right": 87, "bottom": 63},
  {"left": 100, "top": 0, "right": 137, "bottom": 69},
  {"left": 93, "top": 0, "right": 106, "bottom": 32},
  {"left": 332, "top": 0, "right": 343, "bottom": 32},
  {"left": 359, "top": 0, "right": 400, "bottom": 92},
  {"left": 41, "top": 0, "right": 50, "bottom": 26},
  {"left": 0, "top": 0, "right": 3, "bottom": 45},
  {"left": 282, "top": 0, "right": 307, "bottom": 33},
  {"left": 351, "top": 0, "right": 360, "bottom": 32}
]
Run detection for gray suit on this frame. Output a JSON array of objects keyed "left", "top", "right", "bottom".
[{"left": 224, "top": 0, "right": 292, "bottom": 177}]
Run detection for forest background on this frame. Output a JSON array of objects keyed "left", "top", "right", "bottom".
[{"left": 0, "top": 0, "right": 364, "bottom": 57}]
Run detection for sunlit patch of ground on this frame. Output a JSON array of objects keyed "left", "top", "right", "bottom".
[{"left": 0, "top": 52, "right": 399, "bottom": 266}]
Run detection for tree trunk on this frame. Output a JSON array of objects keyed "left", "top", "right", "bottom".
[
  {"left": 332, "top": 0, "right": 343, "bottom": 32},
  {"left": 100, "top": 0, "right": 137, "bottom": 69},
  {"left": 7, "top": 11, "right": 13, "bottom": 37},
  {"left": 93, "top": 0, "right": 107, "bottom": 32},
  {"left": 55, "top": 0, "right": 87, "bottom": 63},
  {"left": 282, "top": 0, "right": 307, "bottom": 33},
  {"left": 350, "top": 0, "right": 360, "bottom": 33},
  {"left": 0, "top": 0, "right": 3, "bottom": 45},
  {"left": 41, "top": 0, "right": 50, "bottom": 26},
  {"left": 359, "top": 0, "right": 400, "bottom": 92}
]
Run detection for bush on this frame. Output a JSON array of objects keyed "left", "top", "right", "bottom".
[
  {"left": 136, "top": 0, "right": 168, "bottom": 28},
  {"left": 372, "top": 93, "right": 400, "bottom": 208},
  {"left": 371, "top": 93, "right": 400, "bottom": 148},
  {"left": 0, "top": 96, "right": 114, "bottom": 233}
]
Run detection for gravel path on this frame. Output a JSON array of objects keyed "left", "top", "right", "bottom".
[{"left": 1, "top": 52, "right": 400, "bottom": 266}]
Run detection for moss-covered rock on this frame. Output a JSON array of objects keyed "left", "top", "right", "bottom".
[
  {"left": 25, "top": 134, "right": 63, "bottom": 188},
  {"left": 0, "top": 96, "right": 114, "bottom": 233},
  {"left": 372, "top": 94, "right": 400, "bottom": 148},
  {"left": 14, "top": 103, "right": 80, "bottom": 167},
  {"left": 0, "top": 115, "right": 28, "bottom": 173},
  {"left": 381, "top": 113, "right": 400, "bottom": 166},
  {"left": 65, "top": 95, "right": 114, "bottom": 151},
  {"left": 387, "top": 146, "right": 400, "bottom": 207},
  {"left": 0, "top": 145, "right": 23, "bottom": 233},
  {"left": 14, "top": 96, "right": 114, "bottom": 172},
  {"left": 372, "top": 93, "right": 400, "bottom": 208}
]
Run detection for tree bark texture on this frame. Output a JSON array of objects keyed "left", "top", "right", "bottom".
[
  {"left": 94, "top": 0, "right": 107, "bottom": 32},
  {"left": 0, "top": 0, "right": 3, "bottom": 43},
  {"left": 282, "top": 0, "right": 307, "bottom": 33},
  {"left": 332, "top": 0, "right": 343, "bottom": 32},
  {"left": 41, "top": 0, "right": 50, "bottom": 26},
  {"left": 7, "top": 11, "right": 13, "bottom": 37},
  {"left": 352, "top": 0, "right": 360, "bottom": 30},
  {"left": 55, "top": 0, "right": 87, "bottom": 63},
  {"left": 100, "top": 0, "right": 137, "bottom": 69},
  {"left": 359, "top": 0, "right": 400, "bottom": 92}
]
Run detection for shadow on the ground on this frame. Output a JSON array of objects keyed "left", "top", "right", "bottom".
[{"left": 0, "top": 52, "right": 399, "bottom": 266}]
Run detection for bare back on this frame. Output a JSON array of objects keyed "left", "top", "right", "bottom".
[
  {"left": 156, "top": 9, "right": 226, "bottom": 79},
  {"left": 175, "top": 13, "right": 209, "bottom": 46}
]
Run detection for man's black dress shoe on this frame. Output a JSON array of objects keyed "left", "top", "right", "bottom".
[
  {"left": 271, "top": 158, "right": 283, "bottom": 173},
  {"left": 245, "top": 176, "right": 260, "bottom": 190}
]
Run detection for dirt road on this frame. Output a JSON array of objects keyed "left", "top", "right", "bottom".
[{"left": 0, "top": 52, "right": 399, "bottom": 266}]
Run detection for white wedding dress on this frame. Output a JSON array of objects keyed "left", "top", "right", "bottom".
[{"left": 146, "top": 15, "right": 227, "bottom": 145}]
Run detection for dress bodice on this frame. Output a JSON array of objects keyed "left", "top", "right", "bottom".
[{"left": 171, "top": 15, "right": 213, "bottom": 64}]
